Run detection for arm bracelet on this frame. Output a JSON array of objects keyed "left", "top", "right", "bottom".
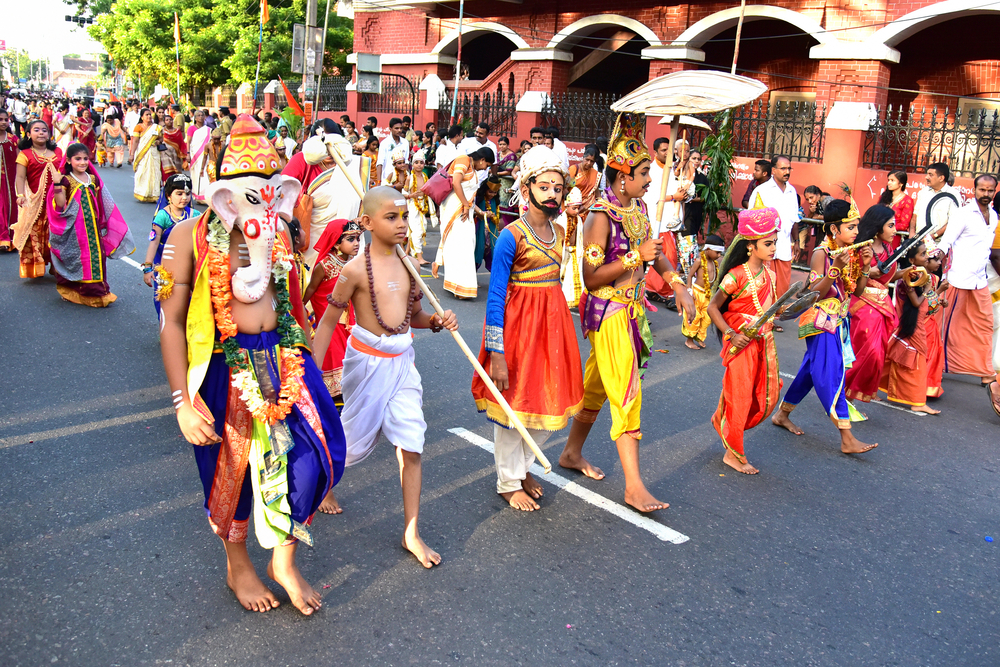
[
  {"left": 620, "top": 249, "right": 642, "bottom": 272},
  {"left": 584, "top": 243, "right": 605, "bottom": 268},
  {"left": 827, "top": 266, "right": 843, "bottom": 280}
]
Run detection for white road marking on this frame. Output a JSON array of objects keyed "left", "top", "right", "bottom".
[
  {"left": 448, "top": 427, "right": 690, "bottom": 545},
  {"left": 0, "top": 407, "right": 175, "bottom": 450},
  {"left": 778, "top": 372, "right": 925, "bottom": 417},
  {"left": 122, "top": 256, "right": 143, "bottom": 270}
]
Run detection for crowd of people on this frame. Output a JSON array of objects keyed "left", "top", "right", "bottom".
[{"left": 4, "top": 89, "right": 999, "bottom": 616}]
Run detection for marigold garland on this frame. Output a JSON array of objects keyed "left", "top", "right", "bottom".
[
  {"left": 819, "top": 237, "right": 862, "bottom": 295},
  {"left": 206, "top": 215, "right": 305, "bottom": 425}
]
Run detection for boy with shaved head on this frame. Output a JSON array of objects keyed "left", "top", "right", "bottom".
[{"left": 314, "top": 186, "right": 457, "bottom": 567}]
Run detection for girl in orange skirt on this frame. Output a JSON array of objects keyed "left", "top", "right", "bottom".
[
  {"left": 708, "top": 208, "right": 782, "bottom": 475},
  {"left": 923, "top": 241, "right": 948, "bottom": 399},
  {"left": 881, "top": 242, "right": 941, "bottom": 414}
]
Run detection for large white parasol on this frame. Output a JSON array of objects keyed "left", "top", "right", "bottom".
[{"left": 615, "top": 70, "right": 767, "bottom": 220}]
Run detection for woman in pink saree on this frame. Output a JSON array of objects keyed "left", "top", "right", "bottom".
[
  {"left": 845, "top": 205, "right": 899, "bottom": 404},
  {"left": 47, "top": 143, "right": 135, "bottom": 307}
]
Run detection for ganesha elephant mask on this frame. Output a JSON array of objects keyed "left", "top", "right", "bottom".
[{"left": 206, "top": 173, "right": 302, "bottom": 303}]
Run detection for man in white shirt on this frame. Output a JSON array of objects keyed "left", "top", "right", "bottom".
[
  {"left": 643, "top": 138, "right": 693, "bottom": 301},
  {"left": 435, "top": 124, "right": 463, "bottom": 171},
  {"left": 750, "top": 155, "right": 799, "bottom": 301},
  {"left": 458, "top": 122, "right": 496, "bottom": 185},
  {"left": 9, "top": 95, "right": 28, "bottom": 138},
  {"left": 546, "top": 126, "right": 570, "bottom": 172},
  {"left": 937, "top": 174, "right": 1000, "bottom": 402},
  {"left": 375, "top": 117, "right": 408, "bottom": 185},
  {"left": 912, "top": 162, "right": 963, "bottom": 237},
  {"left": 124, "top": 102, "right": 141, "bottom": 140}
]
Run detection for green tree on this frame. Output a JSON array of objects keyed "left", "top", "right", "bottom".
[
  {"left": 698, "top": 110, "right": 737, "bottom": 233},
  {"left": 1, "top": 50, "right": 51, "bottom": 84},
  {"left": 88, "top": 0, "right": 352, "bottom": 90}
]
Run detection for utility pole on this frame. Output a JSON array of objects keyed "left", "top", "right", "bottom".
[
  {"left": 449, "top": 0, "right": 464, "bottom": 124},
  {"left": 313, "top": 0, "right": 332, "bottom": 114},
  {"left": 304, "top": 0, "right": 318, "bottom": 108}
]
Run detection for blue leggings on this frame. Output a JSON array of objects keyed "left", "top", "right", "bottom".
[{"left": 781, "top": 330, "right": 851, "bottom": 429}]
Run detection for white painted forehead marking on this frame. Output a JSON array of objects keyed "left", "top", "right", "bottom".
[{"left": 394, "top": 199, "right": 406, "bottom": 207}]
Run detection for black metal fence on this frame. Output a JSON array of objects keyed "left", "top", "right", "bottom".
[
  {"left": 219, "top": 86, "right": 237, "bottom": 109},
  {"left": 540, "top": 94, "right": 825, "bottom": 162},
  {"left": 360, "top": 74, "right": 418, "bottom": 119},
  {"left": 540, "top": 92, "right": 621, "bottom": 143},
  {"left": 729, "top": 99, "right": 826, "bottom": 163},
  {"left": 318, "top": 76, "right": 350, "bottom": 112},
  {"left": 273, "top": 78, "right": 300, "bottom": 109},
  {"left": 864, "top": 105, "right": 1000, "bottom": 177},
  {"left": 438, "top": 85, "right": 518, "bottom": 137}
]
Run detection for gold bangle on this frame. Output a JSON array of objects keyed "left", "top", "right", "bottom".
[
  {"left": 584, "top": 243, "right": 605, "bottom": 267},
  {"left": 669, "top": 274, "right": 686, "bottom": 287},
  {"left": 620, "top": 249, "right": 642, "bottom": 272}
]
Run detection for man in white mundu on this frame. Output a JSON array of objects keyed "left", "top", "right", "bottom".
[{"left": 643, "top": 137, "right": 693, "bottom": 300}]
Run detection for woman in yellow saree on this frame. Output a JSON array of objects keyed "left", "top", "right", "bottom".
[{"left": 129, "top": 109, "right": 162, "bottom": 203}]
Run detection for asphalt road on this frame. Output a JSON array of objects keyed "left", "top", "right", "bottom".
[{"left": 1, "top": 162, "right": 998, "bottom": 667}]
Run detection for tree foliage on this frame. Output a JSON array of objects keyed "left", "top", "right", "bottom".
[
  {"left": 698, "top": 110, "right": 737, "bottom": 232},
  {"left": 86, "top": 0, "right": 352, "bottom": 90},
  {"left": 1, "top": 50, "right": 51, "bottom": 84}
]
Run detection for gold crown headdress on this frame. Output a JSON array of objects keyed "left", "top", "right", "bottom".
[{"left": 606, "top": 113, "right": 650, "bottom": 173}]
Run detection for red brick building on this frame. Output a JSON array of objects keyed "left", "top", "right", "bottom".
[{"left": 336, "top": 0, "right": 1000, "bottom": 208}]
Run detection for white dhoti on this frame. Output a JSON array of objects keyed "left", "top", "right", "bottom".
[
  {"left": 341, "top": 325, "right": 425, "bottom": 466},
  {"left": 493, "top": 425, "right": 552, "bottom": 494},
  {"left": 305, "top": 160, "right": 368, "bottom": 269}
]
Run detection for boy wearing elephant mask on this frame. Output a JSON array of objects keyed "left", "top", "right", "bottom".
[{"left": 156, "top": 115, "right": 347, "bottom": 615}]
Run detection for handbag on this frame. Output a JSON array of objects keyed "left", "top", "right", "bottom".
[{"left": 420, "top": 161, "right": 456, "bottom": 206}]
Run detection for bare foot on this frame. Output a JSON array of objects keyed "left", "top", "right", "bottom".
[
  {"left": 522, "top": 473, "right": 543, "bottom": 499},
  {"left": 772, "top": 410, "right": 804, "bottom": 435},
  {"left": 684, "top": 339, "right": 700, "bottom": 350},
  {"left": 698, "top": 340, "right": 707, "bottom": 349},
  {"left": 840, "top": 429, "right": 878, "bottom": 455},
  {"left": 723, "top": 450, "right": 759, "bottom": 474},
  {"left": 266, "top": 559, "right": 322, "bottom": 615},
  {"left": 227, "top": 561, "right": 280, "bottom": 613},
  {"left": 402, "top": 532, "right": 442, "bottom": 568},
  {"left": 910, "top": 404, "right": 940, "bottom": 415},
  {"left": 317, "top": 489, "right": 343, "bottom": 514},
  {"left": 558, "top": 452, "right": 605, "bottom": 480},
  {"left": 501, "top": 489, "right": 540, "bottom": 511},
  {"left": 773, "top": 325, "right": 784, "bottom": 333},
  {"left": 431, "top": 262, "right": 439, "bottom": 279},
  {"left": 624, "top": 486, "right": 669, "bottom": 513},
  {"left": 418, "top": 258, "right": 429, "bottom": 266}
]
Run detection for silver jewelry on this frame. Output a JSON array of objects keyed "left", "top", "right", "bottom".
[{"left": 520, "top": 216, "right": 557, "bottom": 249}]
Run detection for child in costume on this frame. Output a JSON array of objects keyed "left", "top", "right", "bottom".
[
  {"left": 880, "top": 242, "right": 941, "bottom": 414},
  {"left": 143, "top": 174, "right": 194, "bottom": 315},
  {"left": 473, "top": 145, "right": 584, "bottom": 511},
  {"left": 556, "top": 113, "right": 695, "bottom": 514},
  {"left": 156, "top": 115, "right": 346, "bottom": 616},
  {"left": 557, "top": 186, "right": 586, "bottom": 309},
  {"left": 402, "top": 149, "right": 436, "bottom": 265},
  {"left": 382, "top": 145, "right": 408, "bottom": 191},
  {"left": 923, "top": 240, "right": 948, "bottom": 399},
  {"left": 95, "top": 136, "right": 108, "bottom": 168},
  {"left": 683, "top": 233, "right": 725, "bottom": 350},
  {"left": 473, "top": 177, "right": 502, "bottom": 271},
  {"left": 844, "top": 205, "right": 899, "bottom": 405},
  {"left": 772, "top": 198, "right": 879, "bottom": 454},
  {"left": 47, "top": 142, "right": 135, "bottom": 307},
  {"left": 302, "top": 218, "right": 361, "bottom": 516},
  {"left": 707, "top": 209, "right": 781, "bottom": 474},
  {"left": 313, "top": 186, "right": 457, "bottom": 568},
  {"left": 303, "top": 218, "right": 362, "bottom": 403}
]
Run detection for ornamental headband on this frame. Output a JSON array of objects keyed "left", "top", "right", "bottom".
[
  {"left": 606, "top": 112, "right": 650, "bottom": 173},
  {"left": 737, "top": 207, "right": 780, "bottom": 240}
]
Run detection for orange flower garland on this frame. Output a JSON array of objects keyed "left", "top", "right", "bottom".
[{"left": 207, "top": 241, "right": 305, "bottom": 425}]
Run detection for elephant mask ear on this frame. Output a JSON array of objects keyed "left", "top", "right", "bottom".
[
  {"left": 206, "top": 180, "right": 239, "bottom": 233},
  {"left": 277, "top": 174, "right": 302, "bottom": 219}
]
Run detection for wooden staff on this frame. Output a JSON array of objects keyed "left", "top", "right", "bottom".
[{"left": 323, "top": 142, "right": 553, "bottom": 473}]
